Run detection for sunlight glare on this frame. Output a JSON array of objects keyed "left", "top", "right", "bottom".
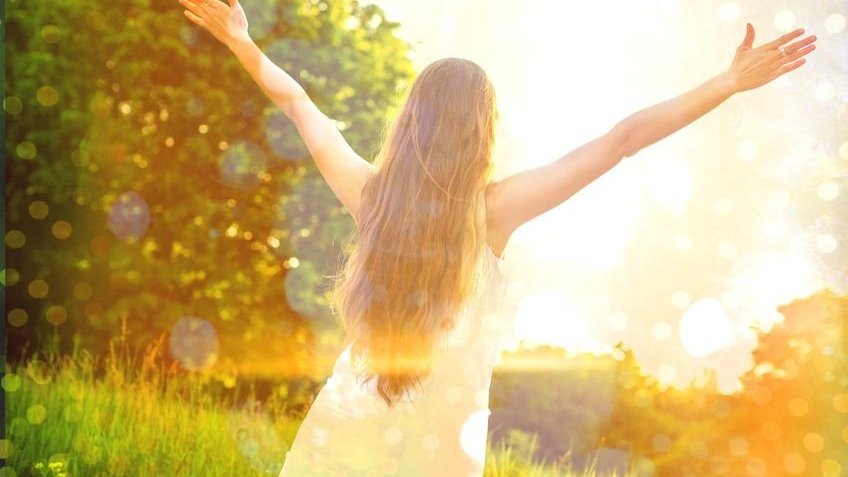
[
  {"left": 678, "top": 297, "right": 735, "bottom": 358},
  {"left": 641, "top": 153, "right": 692, "bottom": 217},
  {"left": 729, "top": 250, "right": 822, "bottom": 330},
  {"left": 514, "top": 289, "right": 599, "bottom": 352}
]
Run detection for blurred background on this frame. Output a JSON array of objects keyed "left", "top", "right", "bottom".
[{"left": 4, "top": 0, "right": 847, "bottom": 475}]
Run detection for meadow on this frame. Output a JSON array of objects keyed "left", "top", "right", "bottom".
[{"left": 4, "top": 329, "right": 638, "bottom": 477}]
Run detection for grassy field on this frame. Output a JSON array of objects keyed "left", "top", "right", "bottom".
[{"left": 3, "top": 333, "right": 636, "bottom": 477}]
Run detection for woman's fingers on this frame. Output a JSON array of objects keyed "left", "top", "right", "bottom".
[
  {"left": 775, "top": 58, "right": 806, "bottom": 78},
  {"left": 183, "top": 9, "right": 205, "bottom": 26},
  {"left": 760, "top": 28, "right": 805, "bottom": 50},
  {"left": 777, "top": 42, "right": 816, "bottom": 65},
  {"left": 179, "top": 0, "right": 204, "bottom": 16},
  {"left": 784, "top": 34, "right": 817, "bottom": 54},
  {"left": 766, "top": 48, "right": 810, "bottom": 83}
]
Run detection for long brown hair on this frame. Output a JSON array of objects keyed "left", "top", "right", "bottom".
[{"left": 329, "top": 57, "right": 499, "bottom": 408}]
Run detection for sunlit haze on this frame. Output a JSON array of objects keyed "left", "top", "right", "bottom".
[{"left": 369, "top": 0, "right": 847, "bottom": 393}]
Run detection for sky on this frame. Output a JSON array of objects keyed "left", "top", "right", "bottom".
[{"left": 365, "top": 0, "right": 847, "bottom": 393}]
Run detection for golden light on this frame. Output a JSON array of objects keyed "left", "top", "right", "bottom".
[
  {"left": 735, "top": 139, "right": 758, "bottom": 161},
  {"left": 368, "top": 0, "right": 843, "bottom": 391},
  {"left": 641, "top": 153, "right": 692, "bottom": 217},
  {"left": 678, "top": 297, "right": 735, "bottom": 358},
  {"left": 513, "top": 288, "right": 599, "bottom": 352},
  {"left": 729, "top": 250, "right": 823, "bottom": 330}
]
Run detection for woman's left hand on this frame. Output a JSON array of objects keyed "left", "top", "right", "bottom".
[
  {"left": 726, "top": 22, "right": 817, "bottom": 93},
  {"left": 179, "top": 0, "right": 251, "bottom": 49}
]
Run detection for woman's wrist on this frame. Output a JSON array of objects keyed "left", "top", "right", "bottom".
[
  {"left": 226, "top": 33, "right": 254, "bottom": 54},
  {"left": 715, "top": 70, "right": 740, "bottom": 96}
]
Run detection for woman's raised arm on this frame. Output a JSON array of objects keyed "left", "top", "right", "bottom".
[
  {"left": 617, "top": 23, "right": 816, "bottom": 158},
  {"left": 179, "top": 0, "right": 376, "bottom": 223},
  {"left": 488, "top": 23, "right": 817, "bottom": 237}
]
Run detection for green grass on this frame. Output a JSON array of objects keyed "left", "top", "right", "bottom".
[{"left": 3, "top": 332, "right": 637, "bottom": 477}]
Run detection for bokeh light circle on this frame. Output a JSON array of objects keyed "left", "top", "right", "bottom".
[
  {"left": 1, "top": 374, "right": 22, "bottom": 392},
  {"left": 728, "top": 436, "right": 748, "bottom": 456},
  {"left": 803, "top": 432, "right": 824, "bottom": 453},
  {"left": 657, "top": 364, "right": 677, "bottom": 385},
  {"left": 784, "top": 452, "right": 806, "bottom": 474},
  {"left": 747, "top": 457, "right": 767, "bottom": 477},
  {"left": 822, "top": 459, "right": 842, "bottom": 477},
  {"left": 168, "top": 316, "right": 219, "bottom": 371},
  {"left": 4, "top": 96, "right": 23, "bottom": 115},
  {"left": 52, "top": 220, "right": 73, "bottom": 239},
  {"left": 825, "top": 13, "right": 846, "bottom": 34},
  {"left": 218, "top": 141, "right": 267, "bottom": 189},
  {"left": 264, "top": 107, "right": 309, "bottom": 160},
  {"left": 226, "top": 399, "right": 285, "bottom": 474},
  {"left": 774, "top": 10, "right": 797, "bottom": 31},
  {"left": 384, "top": 426, "right": 403, "bottom": 446},
  {"left": 651, "top": 321, "right": 672, "bottom": 341},
  {"left": 634, "top": 456, "right": 656, "bottom": 477},
  {"left": 671, "top": 290, "right": 690, "bottom": 309},
  {"left": 5, "top": 230, "right": 26, "bottom": 249},
  {"left": 688, "top": 440, "right": 708, "bottom": 459},
  {"left": 73, "top": 282, "right": 94, "bottom": 300},
  {"left": 28, "top": 279, "right": 49, "bottom": 299},
  {"left": 283, "top": 260, "right": 336, "bottom": 333},
  {"left": 41, "top": 24, "right": 62, "bottom": 43},
  {"left": 63, "top": 403, "right": 84, "bottom": 423},
  {"left": 26, "top": 404, "right": 47, "bottom": 425},
  {"left": 28, "top": 200, "right": 49, "bottom": 219},
  {"left": 108, "top": 191, "right": 151, "bottom": 242},
  {"left": 652, "top": 433, "right": 672, "bottom": 452},
  {"left": 46, "top": 305, "right": 68, "bottom": 326},
  {"left": 718, "top": 2, "right": 741, "bottom": 23},
  {"left": 3, "top": 268, "right": 21, "bottom": 286},
  {"left": 833, "top": 393, "right": 848, "bottom": 413},
  {"left": 422, "top": 432, "right": 440, "bottom": 453},
  {"left": 459, "top": 408, "right": 490, "bottom": 464},
  {"left": 817, "top": 181, "right": 839, "bottom": 201},
  {"left": 37, "top": 86, "right": 59, "bottom": 106},
  {"left": 16, "top": 141, "right": 37, "bottom": 160},
  {"left": 788, "top": 397, "right": 809, "bottom": 417}
]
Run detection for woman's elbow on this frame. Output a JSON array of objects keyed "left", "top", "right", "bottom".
[{"left": 611, "top": 123, "right": 637, "bottom": 159}]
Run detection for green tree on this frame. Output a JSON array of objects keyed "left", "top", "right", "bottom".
[
  {"left": 5, "top": 0, "right": 414, "bottom": 381},
  {"left": 725, "top": 290, "right": 848, "bottom": 476}
]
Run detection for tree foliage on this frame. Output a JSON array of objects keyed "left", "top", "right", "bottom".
[{"left": 5, "top": 0, "right": 415, "bottom": 380}]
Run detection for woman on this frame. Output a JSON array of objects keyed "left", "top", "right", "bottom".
[{"left": 178, "top": 0, "right": 817, "bottom": 475}]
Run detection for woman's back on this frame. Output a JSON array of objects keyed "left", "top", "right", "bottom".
[{"left": 278, "top": 243, "right": 515, "bottom": 476}]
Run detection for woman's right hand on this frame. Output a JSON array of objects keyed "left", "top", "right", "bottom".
[
  {"left": 179, "top": 0, "right": 251, "bottom": 50},
  {"left": 726, "top": 22, "right": 817, "bottom": 93}
]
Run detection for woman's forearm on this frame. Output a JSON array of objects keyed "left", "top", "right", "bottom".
[
  {"left": 617, "top": 70, "right": 738, "bottom": 158},
  {"left": 227, "top": 36, "right": 308, "bottom": 119}
]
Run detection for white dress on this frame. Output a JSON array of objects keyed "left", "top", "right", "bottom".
[{"left": 278, "top": 243, "right": 514, "bottom": 477}]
